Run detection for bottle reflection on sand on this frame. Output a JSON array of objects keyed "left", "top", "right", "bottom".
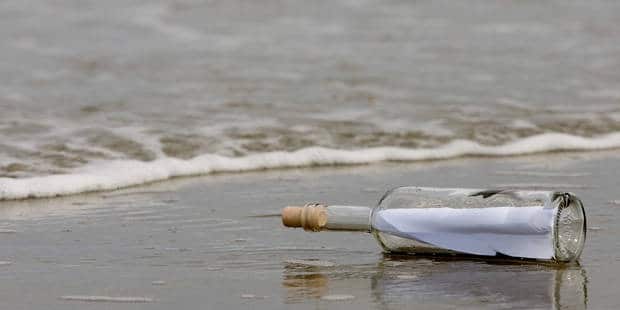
[
  {"left": 282, "top": 271, "right": 330, "bottom": 302},
  {"left": 282, "top": 256, "right": 587, "bottom": 309}
]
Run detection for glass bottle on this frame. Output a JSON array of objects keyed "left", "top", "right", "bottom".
[{"left": 281, "top": 187, "right": 586, "bottom": 263}]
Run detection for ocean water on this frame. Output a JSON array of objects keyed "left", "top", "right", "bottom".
[{"left": 1, "top": 0, "right": 620, "bottom": 199}]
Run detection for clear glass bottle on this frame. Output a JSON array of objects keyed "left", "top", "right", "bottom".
[{"left": 281, "top": 187, "right": 586, "bottom": 263}]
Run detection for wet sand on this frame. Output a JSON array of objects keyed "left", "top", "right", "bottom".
[{"left": 0, "top": 151, "right": 618, "bottom": 309}]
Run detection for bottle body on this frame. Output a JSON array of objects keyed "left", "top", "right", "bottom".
[{"left": 371, "top": 187, "right": 586, "bottom": 262}]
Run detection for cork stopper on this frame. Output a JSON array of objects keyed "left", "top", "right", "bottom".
[{"left": 282, "top": 203, "right": 328, "bottom": 231}]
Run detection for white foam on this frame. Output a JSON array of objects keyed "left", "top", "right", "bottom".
[
  {"left": 60, "top": 295, "right": 153, "bottom": 303},
  {"left": 133, "top": 5, "right": 202, "bottom": 42},
  {"left": 1, "top": 132, "right": 620, "bottom": 200},
  {"left": 132, "top": 4, "right": 244, "bottom": 50}
]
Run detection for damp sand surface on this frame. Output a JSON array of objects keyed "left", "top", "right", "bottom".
[{"left": 0, "top": 152, "right": 618, "bottom": 309}]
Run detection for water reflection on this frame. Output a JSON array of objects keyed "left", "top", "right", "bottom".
[{"left": 283, "top": 255, "right": 587, "bottom": 309}]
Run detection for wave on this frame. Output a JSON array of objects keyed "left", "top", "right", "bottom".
[{"left": 1, "top": 132, "right": 620, "bottom": 200}]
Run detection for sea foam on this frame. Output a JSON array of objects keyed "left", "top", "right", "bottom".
[{"left": 1, "top": 132, "right": 620, "bottom": 200}]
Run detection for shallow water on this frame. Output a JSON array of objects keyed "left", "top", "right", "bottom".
[{"left": 1, "top": 0, "right": 620, "bottom": 181}]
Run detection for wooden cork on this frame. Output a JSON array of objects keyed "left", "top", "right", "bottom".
[{"left": 282, "top": 204, "right": 328, "bottom": 231}]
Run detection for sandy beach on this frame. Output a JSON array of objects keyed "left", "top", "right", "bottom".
[{"left": 0, "top": 151, "right": 617, "bottom": 309}]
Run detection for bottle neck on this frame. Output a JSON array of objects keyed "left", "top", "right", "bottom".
[
  {"left": 281, "top": 204, "right": 372, "bottom": 232},
  {"left": 325, "top": 205, "right": 373, "bottom": 232}
]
